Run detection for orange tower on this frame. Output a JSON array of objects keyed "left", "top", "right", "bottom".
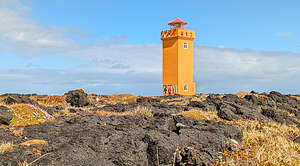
[{"left": 161, "top": 18, "right": 196, "bottom": 96}]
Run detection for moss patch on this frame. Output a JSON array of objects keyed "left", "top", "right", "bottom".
[{"left": 9, "top": 104, "right": 55, "bottom": 127}]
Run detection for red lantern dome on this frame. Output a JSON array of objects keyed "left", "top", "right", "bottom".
[
  {"left": 168, "top": 18, "right": 188, "bottom": 29},
  {"left": 168, "top": 18, "right": 188, "bottom": 25}
]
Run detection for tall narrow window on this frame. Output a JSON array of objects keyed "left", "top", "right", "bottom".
[{"left": 184, "top": 42, "right": 188, "bottom": 49}]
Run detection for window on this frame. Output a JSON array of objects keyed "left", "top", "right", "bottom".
[
  {"left": 184, "top": 85, "right": 188, "bottom": 91},
  {"left": 184, "top": 42, "right": 188, "bottom": 49},
  {"left": 189, "top": 33, "right": 192, "bottom": 37}
]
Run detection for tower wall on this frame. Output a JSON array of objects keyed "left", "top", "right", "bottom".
[{"left": 161, "top": 28, "right": 196, "bottom": 96}]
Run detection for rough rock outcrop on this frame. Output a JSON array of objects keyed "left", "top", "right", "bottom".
[
  {"left": 2, "top": 95, "right": 38, "bottom": 105},
  {"left": 0, "top": 106, "right": 12, "bottom": 125},
  {"left": 0, "top": 114, "right": 242, "bottom": 166},
  {"left": 217, "top": 102, "right": 267, "bottom": 121},
  {"left": 261, "top": 108, "right": 300, "bottom": 127},
  {"left": 65, "top": 90, "right": 90, "bottom": 107}
]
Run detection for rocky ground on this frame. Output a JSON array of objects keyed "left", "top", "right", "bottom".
[{"left": 0, "top": 90, "right": 300, "bottom": 165}]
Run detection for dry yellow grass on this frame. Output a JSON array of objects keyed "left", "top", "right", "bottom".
[
  {"left": 168, "top": 100, "right": 189, "bottom": 106},
  {"left": 173, "top": 110, "right": 207, "bottom": 120},
  {"left": 31, "top": 148, "right": 43, "bottom": 155},
  {"left": 109, "top": 94, "right": 137, "bottom": 103},
  {"left": 219, "top": 119, "right": 300, "bottom": 165},
  {"left": 291, "top": 95, "right": 300, "bottom": 101},
  {"left": 133, "top": 106, "right": 153, "bottom": 117},
  {"left": 10, "top": 127, "right": 24, "bottom": 137},
  {"left": 195, "top": 110, "right": 221, "bottom": 121},
  {"left": 190, "top": 94, "right": 209, "bottom": 102},
  {"left": 0, "top": 142, "right": 14, "bottom": 154},
  {"left": 18, "top": 161, "right": 30, "bottom": 166},
  {"left": 30, "top": 95, "right": 67, "bottom": 106},
  {"left": 19, "top": 139, "right": 48, "bottom": 146},
  {"left": 243, "top": 122, "right": 300, "bottom": 165},
  {"left": 0, "top": 96, "right": 6, "bottom": 103},
  {"left": 93, "top": 94, "right": 138, "bottom": 104},
  {"left": 234, "top": 92, "right": 250, "bottom": 98},
  {"left": 94, "top": 106, "right": 153, "bottom": 117},
  {"left": 94, "top": 111, "right": 127, "bottom": 116}
]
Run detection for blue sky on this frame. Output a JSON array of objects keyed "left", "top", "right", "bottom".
[{"left": 0, "top": 0, "right": 300, "bottom": 95}]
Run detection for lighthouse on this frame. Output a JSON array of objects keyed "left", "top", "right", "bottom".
[{"left": 161, "top": 18, "right": 196, "bottom": 96}]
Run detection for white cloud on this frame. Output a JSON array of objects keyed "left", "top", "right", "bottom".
[
  {"left": 1, "top": 45, "right": 300, "bottom": 95},
  {"left": 275, "top": 32, "right": 293, "bottom": 37},
  {"left": 1, "top": 1, "right": 300, "bottom": 95},
  {"left": 69, "top": 44, "right": 162, "bottom": 73},
  {"left": 194, "top": 46, "right": 300, "bottom": 93},
  {"left": 0, "top": 0, "right": 30, "bottom": 13},
  {"left": 0, "top": 5, "right": 81, "bottom": 57}
]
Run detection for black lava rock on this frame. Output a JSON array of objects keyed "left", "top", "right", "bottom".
[
  {"left": 0, "top": 106, "right": 13, "bottom": 125},
  {"left": 65, "top": 90, "right": 90, "bottom": 107},
  {"left": 3, "top": 95, "right": 38, "bottom": 105}
]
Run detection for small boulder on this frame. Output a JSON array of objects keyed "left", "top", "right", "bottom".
[
  {"left": 65, "top": 90, "right": 90, "bottom": 107},
  {"left": 0, "top": 106, "right": 13, "bottom": 125}
]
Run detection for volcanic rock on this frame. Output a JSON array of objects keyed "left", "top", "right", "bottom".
[
  {"left": 2, "top": 95, "right": 38, "bottom": 105},
  {"left": 261, "top": 108, "right": 300, "bottom": 127},
  {"left": 136, "top": 97, "right": 160, "bottom": 103},
  {"left": 217, "top": 102, "right": 267, "bottom": 121},
  {"left": 0, "top": 106, "right": 12, "bottom": 125},
  {"left": 65, "top": 90, "right": 90, "bottom": 107},
  {"left": 0, "top": 114, "right": 242, "bottom": 166}
]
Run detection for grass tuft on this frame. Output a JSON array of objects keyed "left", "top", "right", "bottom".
[
  {"left": 0, "top": 142, "right": 14, "bottom": 154},
  {"left": 10, "top": 127, "right": 24, "bottom": 137},
  {"left": 174, "top": 110, "right": 207, "bottom": 121},
  {"left": 132, "top": 106, "right": 153, "bottom": 117},
  {"left": 30, "top": 95, "right": 66, "bottom": 106},
  {"left": 234, "top": 92, "right": 250, "bottom": 98},
  {"left": 291, "top": 95, "right": 300, "bottom": 101},
  {"left": 109, "top": 94, "right": 137, "bottom": 103},
  {"left": 18, "top": 161, "right": 30, "bottom": 166}
]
